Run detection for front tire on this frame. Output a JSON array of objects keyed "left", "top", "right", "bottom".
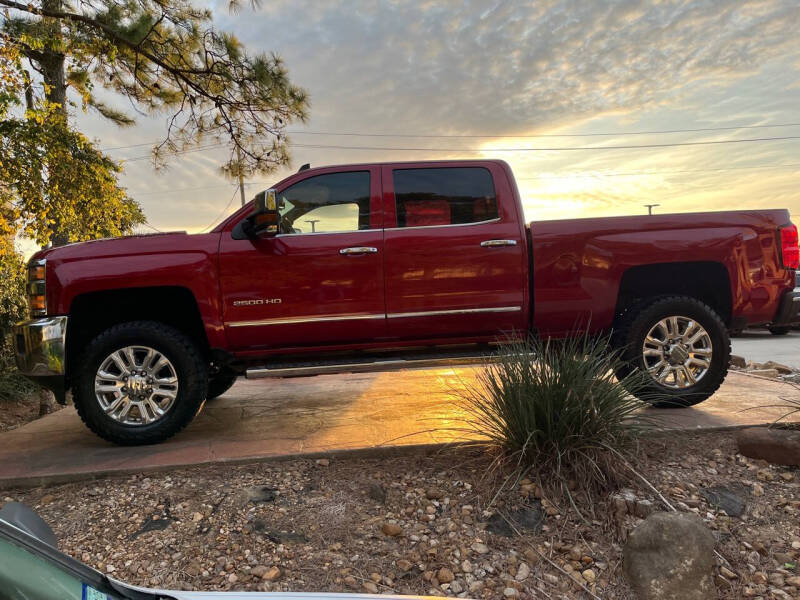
[
  {"left": 73, "top": 321, "right": 208, "bottom": 445},
  {"left": 613, "top": 296, "right": 730, "bottom": 407},
  {"left": 207, "top": 371, "right": 238, "bottom": 400}
]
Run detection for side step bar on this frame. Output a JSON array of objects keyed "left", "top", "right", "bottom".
[{"left": 246, "top": 355, "right": 489, "bottom": 379}]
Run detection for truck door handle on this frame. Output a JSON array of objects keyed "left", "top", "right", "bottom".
[
  {"left": 339, "top": 246, "right": 379, "bottom": 255},
  {"left": 480, "top": 239, "right": 518, "bottom": 247}
]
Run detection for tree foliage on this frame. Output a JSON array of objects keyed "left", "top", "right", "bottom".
[
  {"left": 0, "top": 42, "right": 145, "bottom": 246},
  {"left": 2, "top": 0, "right": 309, "bottom": 177}
]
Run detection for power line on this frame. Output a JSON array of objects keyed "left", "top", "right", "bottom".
[
  {"left": 290, "top": 136, "right": 800, "bottom": 153},
  {"left": 201, "top": 186, "right": 240, "bottom": 232},
  {"left": 140, "top": 221, "right": 164, "bottom": 233},
  {"left": 122, "top": 143, "right": 227, "bottom": 162},
  {"left": 285, "top": 122, "right": 800, "bottom": 139},
  {"left": 123, "top": 162, "right": 800, "bottom": 197},
  {"left": 517, "top": 162, "right": 800, "bottom": 180},
  {"left": 128, "top": 182, "right": 236, "bottom": 196},
  {"left": 117, "top": 134, "right": 800, "bottom": 161},
  {"left": 102, "top": 141, "right": 161, "bottom": 151},
  {"left": 126, "top": 181, "right": 267, "bottom": 197},
  {"left": 98, "top": 121, "right": 800, "bottom": 152}
]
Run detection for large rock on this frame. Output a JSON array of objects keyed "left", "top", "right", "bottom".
[
  {"left": 735, "top": 427, "right": 800, "bottom": 466},
  {"left": 623, "top": 512, "right": 716, "bottom": 600}
]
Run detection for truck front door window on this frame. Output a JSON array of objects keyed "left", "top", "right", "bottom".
[{"left": 279, "top": 171, "right": 370, "bottom": 234}]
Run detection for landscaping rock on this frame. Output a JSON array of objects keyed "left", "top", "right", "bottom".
[
  {"left": 381, "top": 522, "right": 403, "bottom": 537},
  {"left": 735, "top": 428, "right": 800, "bottom": 466},
  {"left": 699, "top": 484, "right": 747, "bottom": 517},
  {"left": 437, "top": 567, "right": 454, "bottom": 583},
  {"left": 265, "top": 530, "right": 307, "bottom": 544},
  {"left": 485, "top": 505, "right": 544, "bottom": 537},
  {"left": 263, "top": 566, "right": 281, "bottom": 581},
  {"left": 471, "top": 542, "right": 489, "bottom": 554},
  {"left": 730, "top": 355, "right": 747, "bottom": 369},
  {"left": 246, "top": 486, "right": 277, "bottom": 503},
  {"left": 623, "top": 512, "right": 716, "bottom": 600},
  {"left": 396, "top": 559, "right": 412, "bottom": 572},
  {"left": 365, "top": 481, "right": 387, "bottom": 504},
  {"left": 762, "top": 361, "right": 794, "bottom": 375},
  {"left": 424, "top": 488, "right": 443, "bottom": 500},
  {"left": 746, "top": 369, "right": 780, "bottom": 378}
]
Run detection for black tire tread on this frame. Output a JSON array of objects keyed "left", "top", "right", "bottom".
[
  {"left": 73, "top": 320, "right": 207, "bottom": 445},
  {"left": 768, "top": 326, "right": 790, "bottom": 336},
  {"left": 613, "top": 295, "right": 730, "bottom": 407},
  {"left": 207, "top": 371, "right": 238, "bottom": 400}
]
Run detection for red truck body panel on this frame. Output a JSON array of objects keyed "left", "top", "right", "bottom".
[
  {"left": 379, "top": 161, "right": 529, "bottom": 341},
  {"left": 32, "top": 160, "right": 796, "bottom": 366},
  {"left": 530, "top": 210, "right": 794, "bottom": 336},
  {"left": 218, "top": 164, "right": 387, "bottom": 350},
  {"left": 38, "top": 232, "right": 228, "bottom": 349}
]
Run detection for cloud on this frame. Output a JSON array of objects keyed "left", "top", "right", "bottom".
[{"left": 222, "top": 0, "right": 800, "bottom": 135}]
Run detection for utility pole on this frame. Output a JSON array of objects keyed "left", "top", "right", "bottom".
[
  {"left": 644, "top": 203, "right": 660, "bottom": 215},
  {"left": 236, "top": 145, "right": 246, "bottom": 207},
  {"left": 305, "top": 219, "right": 320, "bottom": 233}
]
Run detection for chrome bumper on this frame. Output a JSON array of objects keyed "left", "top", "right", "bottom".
[
  {"left": 11, "top": 317, "right": 68, "bottom": 403},
  {"left": 12, "top": 317, "right": 68, "bottom": 376}
]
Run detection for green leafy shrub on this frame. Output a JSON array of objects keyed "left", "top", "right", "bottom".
[
  {"left": 460, "top": 333, "right": 661, "bottom": 505},
  {"left": 0, "top": 245, "right": 36, "bottom": 402}
]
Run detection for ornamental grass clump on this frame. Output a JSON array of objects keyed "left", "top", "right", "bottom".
[{"left": 461, "top": 333, "right": 661, "bottom": 505}]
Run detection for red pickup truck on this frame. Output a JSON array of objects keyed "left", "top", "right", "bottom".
[{"left": 12, "top": 160, "right": 800, "bottom": 445}]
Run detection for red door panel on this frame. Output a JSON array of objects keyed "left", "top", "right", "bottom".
[
  {"left": 219, "top": 166, "right": 386, "bottom": 350},
  {"left": 381, "top": 163, "right": 527, "bottom": 340}
]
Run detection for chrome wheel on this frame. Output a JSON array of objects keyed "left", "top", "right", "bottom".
[
  {"left": 642, "top": 316, "right": 713, "bottom": 389},
  {"left": 94, "top": 346, "right": 179, "bottom": 426}
]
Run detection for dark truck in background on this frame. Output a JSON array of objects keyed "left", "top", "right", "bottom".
[{"left": 12, "top": 160, "right": 800, "bottom": 445}]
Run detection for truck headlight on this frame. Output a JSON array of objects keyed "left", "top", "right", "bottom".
[{"left": 27, "top": 258, "right": 46, "bottom": 317}]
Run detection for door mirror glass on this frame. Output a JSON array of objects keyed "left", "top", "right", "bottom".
[{"left": 246, "top": 189, "right": 280, "bottom": 237}]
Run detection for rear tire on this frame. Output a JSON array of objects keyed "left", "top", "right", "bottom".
[
  {"left": 73, "top": 321, "right": 208, "bottom": 445},
  {"left": 613, "top": 296, "right": 730, "bottom": 407},
  {"left": 768, "top": 326, "right": 790, "bottom": 336}
]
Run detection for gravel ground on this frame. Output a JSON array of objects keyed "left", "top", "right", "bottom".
[{"left": 2, "top": 432, "right": 799, "bottom": 599}]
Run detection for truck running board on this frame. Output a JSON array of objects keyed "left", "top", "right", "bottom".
[{"left": 245, "top": 353, "right": 492, "bottom": 379}]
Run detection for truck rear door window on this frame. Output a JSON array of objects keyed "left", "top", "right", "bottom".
[
  {"left": 278, "top": 171, "right": 371, "bottom": 234},
  {"left": 393, "top": 167, "right": 497, "bottom": 228}
]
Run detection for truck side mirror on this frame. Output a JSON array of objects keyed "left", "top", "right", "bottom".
[{"left": 244, "top": 189, "right": 280, "bottom": 238}]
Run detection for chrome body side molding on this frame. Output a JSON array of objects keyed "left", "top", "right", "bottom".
[{"left": 226, "top": 306, "right": 522, "bottom": 328}]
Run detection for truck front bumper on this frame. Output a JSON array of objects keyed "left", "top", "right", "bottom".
[
  {"left": 11, "top": 316, "right": 68, "bottom": 405},
  {"left": 773, "top": 289, "right": 800, "bottom": 326}
]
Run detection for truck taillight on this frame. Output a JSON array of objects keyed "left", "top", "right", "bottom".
[
  {"left": 27, "top": 258, "right": 47, "bottom": 317},
  {"left": 779, "top": 224, "right": 799, "bottom": 270}
]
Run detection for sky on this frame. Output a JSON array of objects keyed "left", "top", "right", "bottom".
[{"left": 67, "top": 0, "right": 800, "bottom": 237}]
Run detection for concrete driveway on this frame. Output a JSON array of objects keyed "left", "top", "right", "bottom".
[
  {"left": 731, "top": 329, "right": 800, "bottom": 370},
  {"left": 0, "top": 368, "right": 798, "bottom": 488}
]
